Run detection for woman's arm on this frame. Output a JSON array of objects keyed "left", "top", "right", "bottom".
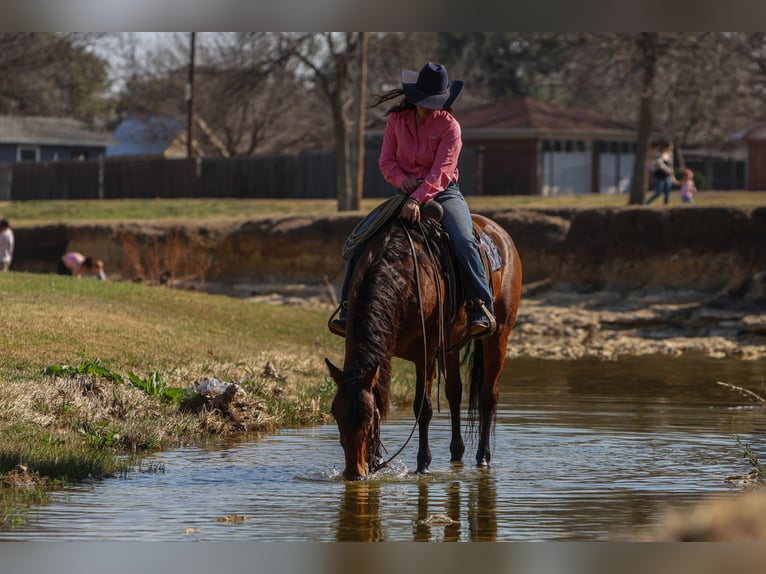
[{"left": 378, "top": 116, "right": 410, "bottom": 190}]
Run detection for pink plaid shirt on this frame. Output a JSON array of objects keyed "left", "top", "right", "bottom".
[{"left": 378, "top": 109, "right": 461, "bottom": 205}]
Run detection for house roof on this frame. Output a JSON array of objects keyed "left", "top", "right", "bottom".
[
  {"left": 108, "top": 114, "right": 229, "bottom": 158},
  {"left": 728, "top": 120, "right": 766, "bottom": 142},
  {"left": 457, "top": 96, "right": 636, "bottom": 137},
  {"left": 108, "top": 115, "right": 184, "bottom": 157},
  {"left": 0, "top": 115, "right": 114, "bottom": 147}
]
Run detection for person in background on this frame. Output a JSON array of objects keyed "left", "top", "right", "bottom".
[
  {"left": 0, "top": 218, "right": 13, "bottom": 272},
  {"left": 679, "top": 168, "right": 697, "bottom": 204},
  {"left": 58, "top": 251, "right": 106, "bottom": 280},
  {"left": 645, "top": 140, "right": 678, "bottom": 205}
]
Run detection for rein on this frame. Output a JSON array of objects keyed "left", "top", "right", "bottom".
[{"left": 372, "top": 220, "right": 443, "bottom": 473}]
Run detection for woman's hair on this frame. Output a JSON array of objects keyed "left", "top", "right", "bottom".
[
  {"left": 369, "top": 88, "right": 453, "bottom": 115},
  {"left": 369, "top": 88, "right": 414, "bottom": 115},
  {"left": 83, "top": 256, "right": 94, "bottom": 268}
]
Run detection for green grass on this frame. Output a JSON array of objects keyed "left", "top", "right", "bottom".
[
  {"left": 1, "top": 191, "right": 765, "bottom": 227},
  {"left": 0, "top": 272, "right": 334, "bottom": 378}
]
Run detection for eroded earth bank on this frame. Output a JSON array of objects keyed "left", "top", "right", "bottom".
[{"left": 12, "top": 206, "right": 766, "bottom": 360}]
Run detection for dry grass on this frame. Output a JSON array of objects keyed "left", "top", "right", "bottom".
[{"left": 2, "top": 192, "right": 765, "bottom": 228}]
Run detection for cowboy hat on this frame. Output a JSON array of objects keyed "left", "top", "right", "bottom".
[{"left": 401, "top": 62, "right": 463, "bottom": 110}]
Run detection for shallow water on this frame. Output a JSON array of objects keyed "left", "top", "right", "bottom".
[{"left": 4, "top": 355, "right": 765, "bottom": 541}]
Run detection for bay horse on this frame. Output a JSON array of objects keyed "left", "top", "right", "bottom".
[{"left": 325, "top": 209, "right": 522, "bottom": 480}]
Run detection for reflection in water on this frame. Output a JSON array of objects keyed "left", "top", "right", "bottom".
[
  {"left": 468, "top": 471, "right": 497, "bottom": 542},
  {"left": 336, "top": 481, "right": 384, "bottom": 542},
  {"left": 334, "top": 470, "right": 499, "bottom": 541},
  {"left": 444, "top": 481, "right": 461, "bottom": 541}
]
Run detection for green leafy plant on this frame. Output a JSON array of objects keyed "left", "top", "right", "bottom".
[
  {"left": 126, "top": 371, "right": 188, "bottom": 404},
  {"left": 735, "top": 435, "right": 766, "bottom": 480},
  {"left": 43, "top": 359, "right": 188, "bottom": 405},
  {"left": 80, "top": 422, "right": 121, "bottom": 449},
  {"left": 42, "top": 358, "right": 124, "bottom": 384}
]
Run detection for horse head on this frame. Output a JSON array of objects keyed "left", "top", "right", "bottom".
[{"left": 325, "top": 358, "right": 382, "bottom": 480}]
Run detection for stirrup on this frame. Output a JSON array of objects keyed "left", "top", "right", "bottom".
[
  {"left": 469, "top": 300, "right": 496, "bottom": 338},
  {"left": 328, "top": 302, "right": 348, "bottom": 337}
]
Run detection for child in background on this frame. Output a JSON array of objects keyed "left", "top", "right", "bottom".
[
  {"left": 679, "top": 168, "right": 697, "bottom": 204},
  {"left": 58, "top": 251, "right": 107, "bottom": 280}
]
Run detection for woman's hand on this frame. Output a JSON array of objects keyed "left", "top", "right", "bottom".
[
  {"left": 401, "top": 178, "right": 420, "bottom": 194},
  {"left": 400, "top": 198, "right": 421, "bottom": 224}
]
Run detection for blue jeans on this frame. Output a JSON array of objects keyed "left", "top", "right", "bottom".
[
  {"left": 432, "top": 183, "right": 494, "bottom": 315},
  {"left": 645, "top": 176, "right": 672, "bottom": 205},
  {"left": 340, "top": 183, "right": 493, "bottom": 316}
]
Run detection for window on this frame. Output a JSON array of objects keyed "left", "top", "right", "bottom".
[
  {"left": 18, "top": 147, "right": 39, "bottom": 162},
  {"left": 543, "top": 139, "right": 587, "bottom": 153}
]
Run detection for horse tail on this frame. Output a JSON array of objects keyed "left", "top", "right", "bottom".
[{"left": 467, "top": 338, "right": 484, "bottom": 434}]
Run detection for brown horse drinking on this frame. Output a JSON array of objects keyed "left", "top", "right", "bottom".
[{"left": 325, "top": 212, "right": 522, "bottom": 480}]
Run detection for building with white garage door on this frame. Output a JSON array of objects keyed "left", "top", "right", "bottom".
[{"left": 458, "top": 97, "right": 637, "bottom": 196}]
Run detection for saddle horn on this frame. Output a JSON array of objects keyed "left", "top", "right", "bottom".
[{"left": 420, "top": 200, "right": 443, "bottom": 223}]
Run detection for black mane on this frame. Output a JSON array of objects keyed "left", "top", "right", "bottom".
[{"left": 347, "top": 220, "right": 443, "bottom": 419}]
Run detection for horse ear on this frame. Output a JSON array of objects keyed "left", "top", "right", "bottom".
[
  {"left": 325, "top": 358, "right": 344, "bottom": 385},
  {"left": 360, "top": 364, "right": 380, "bottom": 391}
]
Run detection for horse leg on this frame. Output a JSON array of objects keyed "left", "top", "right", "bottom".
[
  {"left": 444, "top": 352, "right": 465, "bottom": 462},
  {"left": 475, "top": 330, "right": 509, "bottom": 467},
  {"left": 414, "top": 368, "right": 433, "bottom": 474}
]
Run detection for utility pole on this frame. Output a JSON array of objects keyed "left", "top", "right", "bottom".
[
  {"left": 355, "top": 31, "right": 368, "bottom": 210},
  {"left": 186, "top": 31, "right": 196, "bottom": 158}
]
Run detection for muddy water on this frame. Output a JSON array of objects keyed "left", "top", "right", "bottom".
[{"left": 4, "top": 355, "right": 765, "bottom": 541}]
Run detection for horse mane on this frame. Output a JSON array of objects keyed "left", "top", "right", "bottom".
[{"left": 349, "top": 220, "right": 443, "bottom": 420}]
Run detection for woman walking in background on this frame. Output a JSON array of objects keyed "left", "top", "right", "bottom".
[{"left": 645, "top": 140, "right": 678, "bottom": 205}]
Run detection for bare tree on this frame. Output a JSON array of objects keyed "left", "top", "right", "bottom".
[
  {"left": 552, "top": 32, "right": 760, "bottom": 200},
  {"left": 111, "top": 33, "right": 328, "bottom": 156},
  {"left": 0, "top": 32, "right": 111, "bottom": 124},
  {"left": 628, "top": 33, "right": 660, "bottom": 205},
  {"left": 283, "top": 32, "right": 360, "bottom": 211}
]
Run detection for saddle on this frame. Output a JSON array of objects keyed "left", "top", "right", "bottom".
[
  {"left": 437, "top": 219, "right": 503, "bottom": 347},
  {"left": 340, "top": 196, "right": 505, "bottom": 344}
]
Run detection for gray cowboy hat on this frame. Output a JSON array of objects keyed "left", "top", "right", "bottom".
[{"left": 401, "top": 62, "right": 463, "bottom": 110}]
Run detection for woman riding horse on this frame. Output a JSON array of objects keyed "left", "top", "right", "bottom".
[
  {"left": 326, "top": 63, "right": 522, "bottom": 479},
  {"left": 329, "top": 62, "right": 496, "bottom": 339}
]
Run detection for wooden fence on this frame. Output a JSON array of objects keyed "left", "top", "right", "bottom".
[{"left": 0, "top": 147, "right": 478, "bottom": 201}]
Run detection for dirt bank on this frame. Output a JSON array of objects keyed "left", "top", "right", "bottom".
[{"left": 10, "top": 206, "right": 766, "bottom": 360}]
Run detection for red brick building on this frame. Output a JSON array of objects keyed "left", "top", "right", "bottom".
[
  {"left": 457, "top": 97, "right": 637, "bottom": 196},
  {"left": 727, "top": 121, "right": 766, "bottom": 190}
]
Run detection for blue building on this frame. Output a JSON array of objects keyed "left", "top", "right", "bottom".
[{"left": 0, "top": 115, "right": 113, "bottom": 162}]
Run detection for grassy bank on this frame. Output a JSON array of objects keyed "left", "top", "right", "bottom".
[
  {"left": 1, "top": 191, "right": 765, "bottom": 226},
  {"left": 0, "top": 272, "right": 417, "bottom": 526}
]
